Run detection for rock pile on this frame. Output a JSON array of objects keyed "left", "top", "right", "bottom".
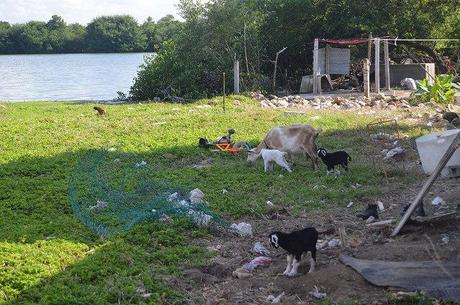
[{"left": 250, "top": 92, "right": 414, "bottom": 111}]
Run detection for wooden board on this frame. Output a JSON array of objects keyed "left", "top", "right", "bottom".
[{"left": 340, "top": 255, "right": 460, "bottom": 302}]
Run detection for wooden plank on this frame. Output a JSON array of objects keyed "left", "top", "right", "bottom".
[
  {"left": 391, "top": 132, "right": 460, "bottom": 237},
  {"left": 313, "top": 39, "right": 319, "bottom": 94},
  {"left": 374, "top": 38, "right": 380, "bottom": 93},
  {"left": 384, "top": 40, "right": 390, "bottom": 90}
]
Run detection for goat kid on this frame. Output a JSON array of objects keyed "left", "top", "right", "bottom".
[
  {"left": 253, "top": 148, "right": 292, "bottom": 173},
  {"left": 269, "top": 227, "right": 318, "bottom": 276},
  {"left": 317, "top": 148, "right": 351, "bottom": 175}
]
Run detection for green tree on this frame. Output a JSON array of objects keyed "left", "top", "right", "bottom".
[
  {"left": 0, "top": 21, "right": 11, "bottom": 53},
  {"left": 86, "top": 15, "right": 147, "bottom": 52}
]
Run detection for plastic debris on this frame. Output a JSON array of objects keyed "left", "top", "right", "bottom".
[
  {"left": 89, "top": 200, "right": 108, "bottom": 210},
  {"left": 432, "top": 196, "right": 446, "bottom": 206},
  {"left": 383, "top": 147, "right": 405, "bottom": 160},
  {"left": 347, "top": 202, "right": 354, "bottom": 208},
  {"left": 232, "top": 267, "right": 252, "bottom": 279},
  {"left": 230, "top": 222, "right": 253, "bottom": 237},
  {"left": 366, "top": 216, "right": 376, "bottom": 224},
  {"left": 254, "top": 242, "right": 271, "bottom": 256},
  {"left": 135, "top": 160, "right": 147, "bottom": 168},
  {"left": 222, "top": 189, "right": 228, "bottom": 194},
  {"left": 309, "top": 286, "right": 327, "bottom": 299},
  {"left": 441, "top": 236, "right": 450, "bottom": 244},
  {"left": 189, "top": 188, "right": 205, "bottom": 204},
  {"left": 357, "top": 204, "right": 379, "bottom": 220},
  {"left": 267, "top": 292, "right": 285, "bottom": 304},
  {"left": 243, "top": 256, "right": 272, "bottom": 272},
  {"left": 316, "top": 239, "right": 329, "bottom": 250},
  {"left": 267, "top": 200, "right": 275, "bottom": 208},
  {"left": 377, "top": 201, "right": 385, "bottom": 211},
  {"left": 168, "top": 192, "right": 179, "bottom": 201},
  {"left": 371, "top": 132, "right": 394, "bottom": 141},
  {"left": 327, "top": 239, "right": 341, "bottom": 248},
  {"left": 106, "top": 147, "right": 117, "bottom": 152}
]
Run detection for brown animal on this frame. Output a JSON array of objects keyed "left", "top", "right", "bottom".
[
  {"left": 247, "top": 124, "right": 320, "bottom": 170},
  {"left": 93, "top": 106, "right": 106, "bottom": 116}
]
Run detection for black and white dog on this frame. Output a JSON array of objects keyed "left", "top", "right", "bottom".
[
  {"left": 317, "top": 148, "right": 351, "bottom": 175},
  {"left": 269, "top": 227, "right": 318, "bottom": 277}
]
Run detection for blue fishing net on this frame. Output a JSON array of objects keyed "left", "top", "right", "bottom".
[{"left": 68, "top": 149, "right": 229, "bottom": 237}]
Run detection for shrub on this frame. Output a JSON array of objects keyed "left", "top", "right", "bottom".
[{"left": 415, "top": 74, "right": 459, "bottom": 104}]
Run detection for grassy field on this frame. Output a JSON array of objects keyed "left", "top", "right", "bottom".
[{"left": 0, "top": 97, "right": 428, "bottom": 304}]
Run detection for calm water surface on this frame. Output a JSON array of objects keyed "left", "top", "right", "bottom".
[{"left": 0, "top": 53, "right": 151, "bottom": 101}]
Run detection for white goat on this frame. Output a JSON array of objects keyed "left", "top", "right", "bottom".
[{"left": 255, "top": 149, "right": 292, "bottom": 173}]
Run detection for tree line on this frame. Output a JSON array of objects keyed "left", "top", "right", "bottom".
[
  {"left": 0, "top": 14, "right": 181, "bottom": 54},
  {"left": 130, "top": 0, "right": 460, "bottom": 100}
]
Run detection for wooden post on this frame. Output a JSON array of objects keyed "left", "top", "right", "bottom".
[
  {"left": 234, "top": 60, "right": 240, "bottom": 94},
  {"left": 374, "top": 38, "right": 380, "bottom": 93},
  {"left": 367, "top": 33, "right": 372, "bottom": 61},
  {"left": 313, "top": 38, "right": 319, "bottom": 94},
  {"left": 384, "top": 40, "right": 390, "bottom": 91},
  {"left": 223, "top": 72, "right": 226, "bottom": 112},
  {"left": 391, "top": 132, "right": 460, "bottom": 237},
  {"left": 325, "top": 44, "right": 331, "bottom": 75},
  {"left": 363, "top": 58, "right": 370, "bottom": 98}
]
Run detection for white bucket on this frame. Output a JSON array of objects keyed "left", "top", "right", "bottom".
[{"left": 415, "top": 129, "right": 460, "bottom": 176}]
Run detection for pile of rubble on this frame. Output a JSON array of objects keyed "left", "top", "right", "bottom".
[{"left": 250, "top": 92, "right": 414, "bottom": 111}]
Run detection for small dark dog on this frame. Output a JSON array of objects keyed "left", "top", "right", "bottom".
[
  {"left": 269, "top": 227, "right": 318, "bottom": 276},
  {"left": 93, "top": 106, "right": 106, "bottom": 116},
  {"left": 317, "top": 148, "right": 351, "bottom": 175}
]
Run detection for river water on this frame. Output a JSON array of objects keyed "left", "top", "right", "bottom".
[{"left": 0, "top": 53, "right": 151, "bottom": 102}]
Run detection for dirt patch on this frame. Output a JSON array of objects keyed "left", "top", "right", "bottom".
[{"left": 179, "top": 171, "right": 459, "bottom": 305}]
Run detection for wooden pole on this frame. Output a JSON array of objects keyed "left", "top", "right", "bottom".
[
  {"left": 234, "top": 60, "right": 240, "bottom": 94},
  {"left": 313, "top": 38, "right": 319, "bottom": 94},
  {"left": 367, "top": 33, "right": 372, "bottom": 61},
  {"left": 391, "top": 132, "right": 460, "bottom": 237},
  {"left": 363, "top": 58, "right": 370, "bottom": 98},
  {"left": 374, "top": 38, "right": 381, "bottom": 93},
  {"left": 384, "top": 40, "right": 391, "bottom": 91},
  {"left": 223, "top": 72, "right": 226, "bottom": 112}
]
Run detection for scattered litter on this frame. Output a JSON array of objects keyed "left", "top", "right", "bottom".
[
  {"left": 377, "top": 201, "right": 385, "bottom": 211},
  {"left": 151, "top": 121, "right": 167, "bottom": 126},
  {"left": 136, "top": 284, "right": 152, "bottom": 299},
  {"left": 309, "top": 286, "right": 327, "bottom": 299},
  {"left": 347, "top": 202, "right": 354, "bottom": 208},
  {"left": 371, "top": 132, "right": 394, "bottom": 141},
  {"left": 432, "top": 196, "right": 446, "bottom": 206},
  {"left": 135, "top": 160, "right": 147, "bottom": 168},
  {"left": 168, "top": 192, "right": 179, "bottom": 201},
  {"left": 357, "top": 204, "right": 379, "bottom": 220},
  {"left": 114, "top": 158, "right": 120, "bottom": 162},
  {"left": 189, "top": 188, "right": 205, "bottom": 204},
  {"left": 106, "top": 147, "right": 117, "bottom": 152},
  {"left": 327, "top": 239, "right": 341, "bottom": 248},
  {"left": 367, "top": 219, "right": 396, "bottom": 227},
  {"left": 309, "top": 115, "right": 321, "bottom": 121},
  {"left": 267, "top": 292, "right": 285, "bottom": 304},
  {"left": 383, "top": 147, "right": 405, "bottom": 160},
  {"left": 243, "top": 256, "right": 272, "bottom": 271},
  {"left": 316, "top": 239, "right": 329, "bottom": 250},
  {"left": 254, "top": 242, "right": 271, "bottom": 256},
  {"left": 266, "top": 201, "right": 274, "bottom": 208},
  {"left": 222, "top": 189, "right": 228, "bottom": 194},
  {"left": 366, "top": 216, "right": 376, "bottom": 224},
  {"left": 232, "top": 267, "right": 252, "bottom": 279},
  {"left": 351, "top": 183, "right": 362, "bottom": 189},
  {"left": 230, "top": 222, "right": 253, "bottom": 237},
  {"left": 89, "top": 200, "right": 108, "bottom": 210},
  {"left": 442, "top": 236, "right": 450, "bottom": 245}
]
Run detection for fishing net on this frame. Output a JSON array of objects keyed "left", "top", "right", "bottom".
[{"left": 68, "top": 149, "right": 229, "bottom": 237}]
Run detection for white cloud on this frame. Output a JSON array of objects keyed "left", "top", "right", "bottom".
[{"left": 0, "top": 0, "right": 181, "bottom": 25}]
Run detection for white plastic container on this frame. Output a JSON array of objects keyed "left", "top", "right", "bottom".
[{"left": 415, "top": 129, "right": 460, "bottom": 176}]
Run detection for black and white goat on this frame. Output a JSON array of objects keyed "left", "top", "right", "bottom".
[
  {"left": 317, "top": 148, "right": 351, "bottom": 175},
  {"left": 269, "top": 227, "right": 318, "bottom": 277}
]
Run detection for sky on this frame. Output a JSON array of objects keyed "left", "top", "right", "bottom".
[{"left": 0, "top": 0, "right": 182, "bottom": 25}]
